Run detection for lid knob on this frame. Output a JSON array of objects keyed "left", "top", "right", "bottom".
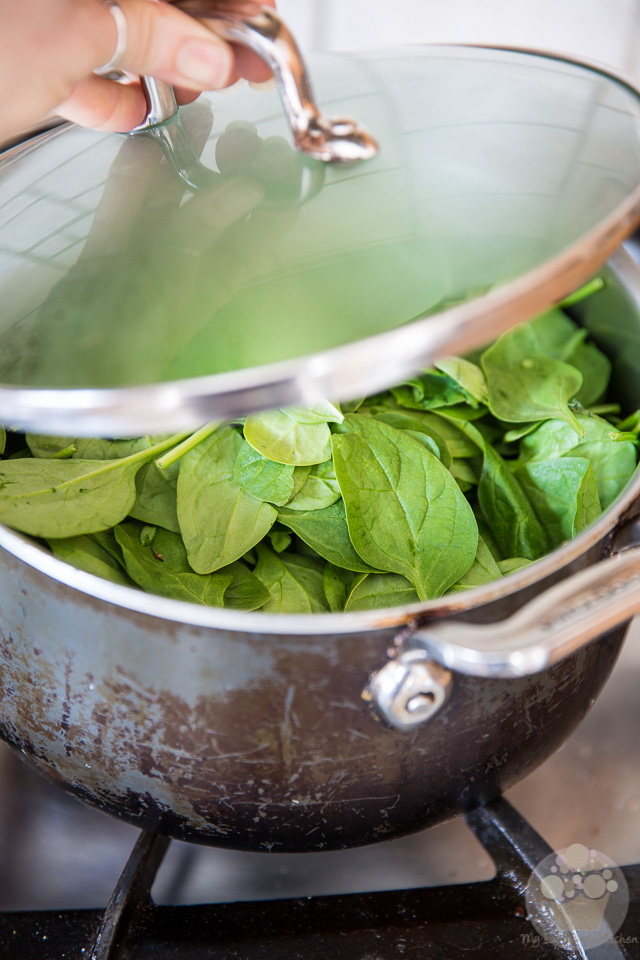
[{"left": 146, "top": 2, "right": 378, "bottom": 163}]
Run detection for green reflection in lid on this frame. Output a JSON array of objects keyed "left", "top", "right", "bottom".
[{"left": 0, "top": 46, "right": 640, "bottom": 391}]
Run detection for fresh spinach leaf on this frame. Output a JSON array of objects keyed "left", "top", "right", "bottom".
[
  {"left": 233, "top": 440, "right": 296, "bottom": 505},
  {"left": 474, "top": 513, "right": 504, "bottom": 562},
  {"left": 129, "top": 460, "right": 180, "bottom": 532},
  {"left": 47, "top": 534, "right": 133, "bottom": 586},
  {"left": 529, "top": 310, "right": 610, "bottom": 406},
  {"left": 332, "top": 416, "right": 477, "bottom": 599},
  {"left": 450, "top": 458, "right": 479, "bottom": 491},
  {"left": 243, "top": 408, "right": 334, "bottom": 465},
  {"left": 27, "top": 434, "right": 154, "bottom": 460},
  {"left": 284, "top": 459, "right": 341, "bottom": 511},
  {"left": 403, "top": 430, "right": 443, "bottom": 460},
  {"left": 391, "top": 371, "right": 471, "bottom": 410},
  {"left": 89, "top": 527, "right": 127, "bottom": 565},
  {"left": 516, "top": 456, "right": 601, "bottom": 547},
  {"left": 517, "top": 413, "right": 636, "bottom": 508},
  {"left": 479, "top": 443, "right": 549, "bottom": 560},
  {"left": 345, "top": 572, "right": 419, "bottom": 611},
  {"left": 498, "top": 557, "right": 532, "bottom": 574},
  {"left": 446, "top": 536, "right": 502, "bottom": 592},
  {"left": 432, "top": 415, "right": 549, "bottom": 561},
  {"left": 0, "top": 436, "right": 177, "bottom": 539},
  {"left": 221, "top": 560, "right": 270, "bottom": 611},
  {"left": 371, "top": 411, "right": 452, "bottom": 467},
  {"left": 268, "top": 528, "right": 292, "bottom": 553},
  {"left": 323, "top": 563, "right": 356, "bottom": 612},
  {"left": 503, "top": 422, "right": 543, "bottom": 444},
  {"left": 278, "top": 499, "right": 378, "bottom": 573},
  {"left": 115, "top": 522, "right": 233, "bottom": 605},
  {"left": 139, "top": 525, "right": 157, "bottom": 546},
  {"left": 283, "top": 401, "right": 343, "bottom": 424},
  {"left": 482, "top": 323, "right": 584, "bottom": 434},
  {"left": 253, "top": 544, "right": 329, "bottom": 613},
  {"left": 433, "top": 356, "right": 489, "bottom": 404},
  {"left": 177, "top": 426, "right": 277, "bottom": 574}
]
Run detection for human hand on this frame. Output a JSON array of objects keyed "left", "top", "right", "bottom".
[{"left": 0, "top": 0, "right": 275, "bottom": 142}]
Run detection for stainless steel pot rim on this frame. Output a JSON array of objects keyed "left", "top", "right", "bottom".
[
  {"left": 1, "top": 460, "right": 638, "bottom": 637},
  {"left": 3, "top": 45, "right": 640, "bottom": 435}
]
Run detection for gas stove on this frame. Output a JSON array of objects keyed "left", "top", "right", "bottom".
[{"left": 1, "top": 616, "right": 638, "bottom": 959}]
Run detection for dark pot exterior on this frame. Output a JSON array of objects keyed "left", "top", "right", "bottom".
[{"left": 0, "top": 544, "right": 627, "bottom": 852}]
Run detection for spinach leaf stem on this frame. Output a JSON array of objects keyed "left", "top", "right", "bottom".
[{"left": 156, "top": 420, "right": 223, "bottom": 470}]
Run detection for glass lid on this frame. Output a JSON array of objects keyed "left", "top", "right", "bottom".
[{"left": 2, "top": 43, "right": 640, "bottom": 435}]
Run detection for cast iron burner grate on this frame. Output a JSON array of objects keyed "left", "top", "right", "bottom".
[{"left": 1, "top": 797, "right": 638, "bottom": 960}]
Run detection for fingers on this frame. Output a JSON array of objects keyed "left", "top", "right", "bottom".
[
  {"left": 57, "top": 74, "right": 149, "bottom": 132},
  {"left": 0, "top": 0, "right": 278, "bottom": 140},
  {"left": 115, "top": 0, "right": 234, "bottom": 91},
  {"left": 58, "top": 0, "right": 239, "bottom": 130},
  {"left": 226, "top": 42, "right": 274, "bottom": 86}
]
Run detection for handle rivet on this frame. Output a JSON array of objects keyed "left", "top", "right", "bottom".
[{"left": 367, "top": 656, "right": 453, "bottom": 732}]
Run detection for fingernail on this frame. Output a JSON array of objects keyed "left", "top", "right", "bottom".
[{"left": 176, "top": 39, "right": 232, "bottom": 88}]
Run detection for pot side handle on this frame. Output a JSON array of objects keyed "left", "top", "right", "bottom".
[
  {"left": 368, "top": 537, "right": 640, "bottom": 731},
  {"left": 412, "top": 545, "right": 640, "bottom": 678}
]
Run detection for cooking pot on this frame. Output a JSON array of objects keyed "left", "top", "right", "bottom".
[
  {"left": 0, "top": 251, "right": 639, "bottom": 852},
  {"left": 3, "top": 10, "right": 640, "bottom": 854}
]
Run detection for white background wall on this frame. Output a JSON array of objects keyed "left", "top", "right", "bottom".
[{"left": 277, "top": 0, "right": 640, "bottom": 80}]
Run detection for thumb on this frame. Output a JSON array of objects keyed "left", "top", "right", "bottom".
[{"left": 115, "top": 0, "right": 234, "bottom": 92}]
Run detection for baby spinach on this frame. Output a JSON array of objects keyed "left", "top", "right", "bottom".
[
  {"left": 323, "top": 563, "right": 357, "bottom": 612},
  {"left": 517, "top": 413, "right": 636, "bottom": 508},
  {"left": 332, "top": 416, "right": 477, "bottom": 599},
  {"left": 278, "top": 500, "right": 379, "bottom": 573},
  {"left": 284, "top": 401, "right": 343, "bottom": 424},
  {"left": 129, "top": 460, "right": 180, "bottom": 532},
  {"left": 177, "top": 427, "right": 277, "bottom": 574},
  {"left": 0, "top": 433, "right": 185, "bottom": 538},
  {"left": 233, "top": 440, "right": 297, "bottom": 505},
  {"left": 115, "top": 521, "right": 233, "bottom": 606},
  {"left": 433, "top": 356, "right": 489, "bottom": 404},
  {"left": 47, "top": 534, "right": 133, "bottom": 586},
  {"left": 345, "top": 573, "right": 419, "bottom": 611},
  {"left": 268, "top": 528, "right": 292, "bottom": 553},
  {"left": 516, "top": 456, "right": 600, "bottom": 548},
  {"left": 284, "top": 459, "right": 341, "bottom": 511},
  {"left": 369, "top": 410, "right": 452, "bottom": 467},
  {"left": 1, "top": 279, "right": 635, "bottom": 615},
  {"left": 482, "top": 322, "right": 584, "bottom": 434},
  {"left": 438, "top": 416, "right": 549, "bottom": 560},
  {"left": 498, "top": 557, "right": 532, "bottom": 574},
  {"left": 221, "top": 560, "right": 271, "bottom": 611},
  {"left": 253, "top": 544, "right": 328, "bottom": 613},
  {"left": 528, "top": 311, "right": 610, "bottom": 406},
  {"left": 479, "top": 443, "right": 550, "bottom": 561},
  {"left": 26, "top": 434, "right": 155, "bottom": 461},
  {"left": 243, "top": 406, "right": 336, "bottom": 466},
  {"left": 446, "top": 536, "right": 502, "bottom": 592},
  {"left": 391, "top": 372, "right": 471, "bottom": 410}
]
